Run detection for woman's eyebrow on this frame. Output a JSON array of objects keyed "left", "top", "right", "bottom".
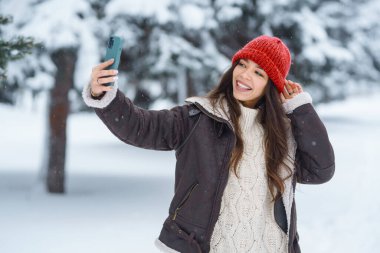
[
  {"left": 241, "top": 59, "right": 264, "bottom": 71},
  {"left": 254, "top": 64, "right": 264, "bottom": 70}
]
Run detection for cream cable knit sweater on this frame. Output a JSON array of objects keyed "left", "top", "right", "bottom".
[{"left": 209, "top": 103, "right": 287, "bottom": 253}]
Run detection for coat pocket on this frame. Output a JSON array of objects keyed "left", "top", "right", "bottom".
[{"left": 172, "top": 182, "right": 199, "bottom": 221}]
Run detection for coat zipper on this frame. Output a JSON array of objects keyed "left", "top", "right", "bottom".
[{"left": 172, "top": 183, "right": 199, "bottom": 220}]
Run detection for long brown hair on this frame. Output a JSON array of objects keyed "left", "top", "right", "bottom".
[{"left": 206, "top": 62, "right": 293, "bottom": 202}]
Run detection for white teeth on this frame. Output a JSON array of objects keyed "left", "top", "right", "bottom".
[{"left": 237, "top": 81, "right": 252, "bottom": 90}]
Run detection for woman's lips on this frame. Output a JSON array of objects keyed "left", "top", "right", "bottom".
[{"left": 236, "top": 81, "right": 253, "bottom": 92}]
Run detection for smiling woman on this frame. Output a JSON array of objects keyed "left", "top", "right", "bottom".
[{"left": 82, "top": 35, "right": 335, "bottom": 253}]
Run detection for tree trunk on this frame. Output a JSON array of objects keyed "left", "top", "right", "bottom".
[
  {"left": 186, "top": 68, "right": 196, "bottom": 98},
  {"left": 46, "top": 48, "right": 76, "bottom": 193}
]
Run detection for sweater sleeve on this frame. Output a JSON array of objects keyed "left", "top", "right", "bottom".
[{"left": 285, "top": 93, "right": 335, "bottom": 184}]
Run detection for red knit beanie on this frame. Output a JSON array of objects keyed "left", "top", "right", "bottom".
[{"left": 232, "top": 35, "right": 291, "bottom": 93}]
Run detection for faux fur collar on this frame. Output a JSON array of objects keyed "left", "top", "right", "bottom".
[{"left": 185, "top": 95, "right": 232, "bottom": 126}]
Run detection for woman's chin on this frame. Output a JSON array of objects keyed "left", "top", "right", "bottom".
[{"left": 233, "top": 92, "right": 254, "bottom": 102}]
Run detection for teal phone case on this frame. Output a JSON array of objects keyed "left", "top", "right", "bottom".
[{"left": 104, "top": 36, "right": 123, "bottom": 86}]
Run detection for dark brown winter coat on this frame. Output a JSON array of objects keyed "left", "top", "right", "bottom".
[{"left": 93, "top": 90, "right": 335, "bottom": 253}]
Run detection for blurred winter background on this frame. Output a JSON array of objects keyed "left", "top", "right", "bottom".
[{"left": 0, "top": 0, "right": 379, "bottom": 252}]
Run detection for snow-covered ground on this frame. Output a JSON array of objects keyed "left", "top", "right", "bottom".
[{"left": 1, "top": 92, "right": 379, "bottom": 253}]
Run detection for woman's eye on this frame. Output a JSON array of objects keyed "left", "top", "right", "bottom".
[
  {"left": 255, "top": 71, "right": 263, "bottom": 77},
  {"left": 238, "top": 62, "right": 246, "bottom": 67}
]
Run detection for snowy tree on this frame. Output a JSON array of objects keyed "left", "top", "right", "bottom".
[
  {"left": 0, "top": 0, "right": 104, "bottom": 193},
  {"left": 0, "top": 14, "right": 35, "bottom": 103},
  {"left": 3, "top": 0, "right": 380, "bottom": 106},
  {"left": 103, "top": 0, "right": 229, "bottom": 108},
  {"left": 281, "top": 0, "right": 380, "bottom": 101}
]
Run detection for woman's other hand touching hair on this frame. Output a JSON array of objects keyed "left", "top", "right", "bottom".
[{"left": 280, "top": 80, "right": 303, "bottom": 103}]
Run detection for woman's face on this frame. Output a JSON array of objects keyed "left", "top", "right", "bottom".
[{"left": 232, "top": 59, "right": 269, "bottom": 108}]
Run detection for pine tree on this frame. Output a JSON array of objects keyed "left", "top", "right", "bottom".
[{"left": 0, "top": 14, "right": 35, "bottom": 103}]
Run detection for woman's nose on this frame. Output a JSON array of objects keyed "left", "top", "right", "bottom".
[{"left": 240, "top": 68, "right": 251, "bottom": 80}]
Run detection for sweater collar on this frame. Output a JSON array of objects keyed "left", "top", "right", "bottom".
[{"left": 238, "top": 102, "right": 260, "bottom": 133}]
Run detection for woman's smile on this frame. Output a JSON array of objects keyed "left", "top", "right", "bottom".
[{"left": 236, "top": 80, "right": 253, "bottom": 92}]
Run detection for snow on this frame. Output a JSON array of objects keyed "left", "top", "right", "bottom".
[
  {"left": 106, "top": 0, "right": 173, "bottom": 23},
  {"left": 297, "top": 6, "right": 354, "bottom": 65},
  {"left": 2, "top": 0, "right": 378, "bottom": 109},
  {"left": 179, "top": 4, "right": 206, "bottom": 29},
  {"left": 0, "top": 0, "right": 102, "bottom": 91},
  {"left": 298, "top": 93, "right": 380, "bottom": 252},
  {"left": 3, "top": 0, "right": 91, "bottom": 49},
  {"left": 0, "top": 104, "right": 175, "bottom": 253},
  {"left": 150, "top": 98, "right": 177, "bottom": 111},
  {"left": 216, "top": 6, "right": 242, "bottom": 21},
  {"left": 141, "top": 80, "right": 164, "bottom": 98},
  {"left": 1, "top": 92, "right": 380, "bottom": 252}
]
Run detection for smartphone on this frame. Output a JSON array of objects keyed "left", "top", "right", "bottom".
[{"left": 104, "top": 36, "right": 123, "bottom": 86}]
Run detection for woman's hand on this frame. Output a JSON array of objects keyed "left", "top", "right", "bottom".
[
  {"left": 280, "top": 80, "right": 303, "bottom": 103},
  {"left": 90, "top": 59, "right": 118, "bottom": 97}
]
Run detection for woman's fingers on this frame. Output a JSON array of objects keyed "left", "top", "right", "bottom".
[
  {"left": 90, "top": 80, "right": 114, "bottom": 96},
  {"left": 96, "top": 69, "right": 118, "bottom": 79},
  {"left": 283, "top": 80, "right": 292, "bottom": 98},
  {"left": 286, "top": 80, "right": 303, "bottom": 95},
  {"left": 90, "top": 72, "right": 117, "bottom": 96},
  {"left": 90, "top": 59, "right": 118, "bottom": 96},
  {"left": 293, "top": 82, "right": 303, "bottom": 93},
  {"left": 91, "top": 60, "right": 116, "bottom": 80},
  {"left": 281, "top": 80, "right": 304, "bottom": 103},
  {"left": 97, "top": 76, "right": 118, "bottom": 85},
  {"left": 91, "top": 75, "right": 117, "bottom": 94},
  {"left": 285, "top": 80, "right": 293, "bottom": 95},
  {"left": 92, "top": 58, "right": 114, "bottom": 72}
]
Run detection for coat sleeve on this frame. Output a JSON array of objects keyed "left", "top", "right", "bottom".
[
  {"left": 82, "top": 83, "right": 193, "bottom": 151},
  {"left": 284, "top": 92, "right": 335, "bottom": 184}
]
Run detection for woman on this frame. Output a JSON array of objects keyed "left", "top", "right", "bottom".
[{"left": 82, "top": 35, "right": 335, "bottom": 253}]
